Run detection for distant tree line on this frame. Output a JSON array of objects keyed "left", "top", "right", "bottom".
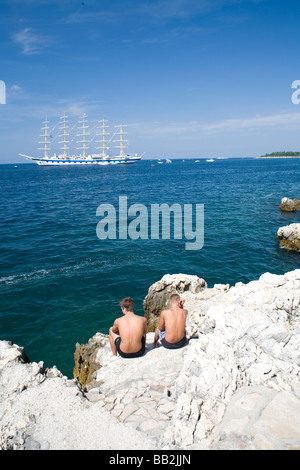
[{"left": 260, "top": 151, "right": 300, "bottom": 157}]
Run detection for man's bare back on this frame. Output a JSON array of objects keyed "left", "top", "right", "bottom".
[
  {"left": 113, "top": 314, "right": 147, "bottom": 353},
  {"left": 109, "top": 297, "right": 147, "bottom": 358},
  {"left": 154, "top": 294, "right": 188, "bottom": 349}
]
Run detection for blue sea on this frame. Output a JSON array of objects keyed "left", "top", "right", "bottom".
[{"left": 1, "top": 158, "right": 300, "bottom": 377}]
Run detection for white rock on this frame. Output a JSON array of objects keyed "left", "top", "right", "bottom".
[{"left": 1, "top": 269, "right": 300, "bottom": 450}]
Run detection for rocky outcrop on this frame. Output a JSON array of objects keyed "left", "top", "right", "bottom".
[
  {"left": 162, "top": 270, "right": 300, "bottom": 449},
  {"left": 279, "top": 197, "right": 300, "bottom": 212},
  {"left": 277, "top": 223, "right": 300, "bottom": 251},
  {"left": 0, "top": 341, "right": 156, "bottom": 450},
  {"left": 143, "top": 274, "right": 207, "bottom": 331},
  {"left": 1, "top": 270, "right": 300, "bottom": 450},
  {"left": 73, "top": 333, "right": 108, "bottom": 389}
]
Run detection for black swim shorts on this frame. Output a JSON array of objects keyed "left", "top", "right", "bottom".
[
  {"left": 115, "top": 336, "right": 146, "bottom": 358},
  {"left": 161, "top": 336, "right": 187, "bottom": 350}
]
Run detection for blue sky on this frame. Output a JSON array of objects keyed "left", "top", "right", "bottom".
[{"left": 1, "top": 0, "right": 300, "bottom": 162}]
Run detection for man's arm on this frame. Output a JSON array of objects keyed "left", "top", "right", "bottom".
[
  {"left": 143, "top": 318, "right": 148, "bottom": 349},
  {"left": 157, "top": 312, "right": 166, "bottom": 332},
  {"left": 153, "top": 311, "right": 166, "bottom": 348},
  {"left": 111, "top": 319, "right": 120, "bottom": 335},
  {"left": 143, "top": 318, "right": 148, "bottom": 337}
]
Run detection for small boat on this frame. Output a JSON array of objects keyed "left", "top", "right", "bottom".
[
  {"left": 206, "top": 158, "right": 215, "bottom": 162},
  {"left": 166, "top": 159, "right": 172, "bottom": 163}
]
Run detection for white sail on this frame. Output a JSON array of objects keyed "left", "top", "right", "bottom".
[
  {"left": 38, "top": 117, "right": 51, "bottom": 159},
  {"left": 76, "top": 113, "right": 90, "bottom": 158},
  {"left": 94, "top": 118, "right": 110, "bottom": 158},
  {"left": 58, "top": 113, "right": 70, "bottom": 157},
  {"left": 113, "top": 124, "right": 128, "bottom": 157}
]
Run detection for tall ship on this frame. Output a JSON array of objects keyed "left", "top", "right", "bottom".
[{"left": 20, "top": 114, "right": 141, "bottom": 166}]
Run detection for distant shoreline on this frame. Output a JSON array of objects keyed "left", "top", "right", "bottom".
[
  {"left": 257, "top": 156, "right": 300, "bottom": 159},
  {"left": 258, "top": 151, "right": 300, "bottom": 158},
  {"left": 255, "top": 155, "right": 300, "bottom": 159}
]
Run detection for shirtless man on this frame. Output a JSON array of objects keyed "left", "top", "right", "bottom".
[
  {"left": 153, "top": 293, "right": 188, "bottom": 349},
  {"left": 109, "top": 297, "right": 147, "bottom": 358}
]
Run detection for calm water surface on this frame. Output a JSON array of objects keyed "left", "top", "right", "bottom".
[{"left": 1, "top": 158, "right": 299, "bottom": 376}]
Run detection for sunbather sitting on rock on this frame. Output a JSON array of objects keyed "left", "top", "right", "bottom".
[
  {"left": 153, "top": 294, "right": 188, "bottom": 349},
  {"left": 109, "top": 297, "right": 147, "bottom": 358}
]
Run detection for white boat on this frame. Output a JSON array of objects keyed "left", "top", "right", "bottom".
[
  {"left": 20, "top": 115, "right": 141, "bottom": 166},
  {"left": 166, "top": 159, "right": 172, "bottom": 163},
  {"left": 206, "top": 158, "right": 215, "bottom": 162}
]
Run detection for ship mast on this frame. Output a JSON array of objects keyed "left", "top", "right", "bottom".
[
  {"left": 113, "top": 124, "right": 128, "bottom": 156},
  {"left": 76, "top": 113, "right": 89, "bottom": 157},
  {"left": 95, "top": 118, "right": 109, "bottom": 157},
  {"left": 38, "top": 117, "right": 51, "bottom": 159},
  {"left": 58, "top": 113, "right": 69, "bottom": 157}
]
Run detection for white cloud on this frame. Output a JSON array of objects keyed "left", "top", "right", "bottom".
[
  {"left": 203, "top": 112, "right": 300, "bottom": 132},
  {"left": 130, "top": 111, "right": 300, "bottom": 137},
  {"left": 9, "top": 85, "right": 22, "bottom": 92},
  {"left": 12, "top": 28, "right": 52, "bottom": 55}
]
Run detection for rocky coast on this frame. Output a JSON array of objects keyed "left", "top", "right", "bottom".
[
  {"left": 279, "top": 197, "right": 300, "bottom": 212},
  {"left": 277, "top": 224, "right": 300, "bottom": 251},
  {"left": 277, "top": 197, "right": 300, "bottom": 251},
  {"left": 1, "top": 270, "right": 300, "bottom": 450}
]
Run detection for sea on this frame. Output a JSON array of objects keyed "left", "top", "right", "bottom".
[{"left": 1, "top": 158, "right": 300, "bottom": 377}]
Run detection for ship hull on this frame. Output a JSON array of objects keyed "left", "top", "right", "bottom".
[{"left": 21, "top": 155, "right": 141, "bottom": 166}]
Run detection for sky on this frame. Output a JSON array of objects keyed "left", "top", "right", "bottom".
[{"left": 1, "top": 0, "right": 300, "bottom": 162}]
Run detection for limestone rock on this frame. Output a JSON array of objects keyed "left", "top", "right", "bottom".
[
  {"left": 212, "top": 385, "right": 300, "bottom": 450},
  {"left": 73, "top": 333, "right": 109, "bottom": 389},
  {"left": 277, "top": 223, "right": 300, "bottom": 251},
  {"left": 0, "top": 340, "right": 156, "bottom": 450},
  {"left": 160, "top": 269, "right": 300, "bottom": 449},
  {"left": 1, "top": 270, "right": 300, "bottom": 450},
  {"left": 279, "top": 197, "right": 296, "bottom": 212},
  {"left": 143, "top": 274, "right": 207, "bottom": 331},
  {"left": 294, "top": 199, "right": 300, "bottom": 210}
]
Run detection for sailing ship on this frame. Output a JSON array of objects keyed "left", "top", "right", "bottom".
[{"left": 20, "top": 114, "right": 141, "bottom": 166}]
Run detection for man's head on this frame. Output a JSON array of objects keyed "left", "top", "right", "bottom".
[
  {"left": 169, "top": 293, "right": 182, "bottom": 307},
  {"left": 119, "top": 296, "right": 134, "bottom": 313}
]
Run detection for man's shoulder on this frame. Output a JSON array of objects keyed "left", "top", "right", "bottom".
[
  {"left": 160, "top": 308, "right": 172, "bottom": 317},
  {"left": 179, "top": 308, "right": 188, "bottom": 317},
  {"left": 139, "top": 315, "right": 147, "bottom": 324},
  {"left": 160, "top": 308, "right": 170, "bottom": 315},
  {"left": 130, "top": 313, "right": 146, "bottom": 323}
]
